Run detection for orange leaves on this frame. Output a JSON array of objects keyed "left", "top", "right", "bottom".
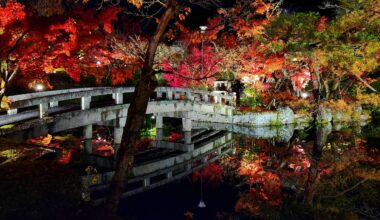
[
  {"left": 128, "top": 0, "right": 144, "bottom": 9},
  {"left": 233, "top": 18, "right": 267, "bottom": 39},
  {"left": 255, "top": 3, "right": 272, "bottom": 15},
  {"left": 178, "top": 13, "right": 186, "bottom": 21},
  {"left": 263, "top": 54, "right": 285, "bottom": 73}
]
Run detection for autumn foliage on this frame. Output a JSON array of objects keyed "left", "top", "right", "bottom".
[
  {"left": 0, "top": 1, "right": 140, "bottom": 97},
  {"left": 163, "top": 45, "right": 222, "bottom": 88}
]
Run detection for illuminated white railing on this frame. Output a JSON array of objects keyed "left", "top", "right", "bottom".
[{"left": 0, "top": 87, "right": 236, "bottom": 126}]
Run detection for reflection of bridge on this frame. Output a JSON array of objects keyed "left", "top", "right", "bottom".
[{"left": 84, "top": 131, "right": 234, "bottom": 203}]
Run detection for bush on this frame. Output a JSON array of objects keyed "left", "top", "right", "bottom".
[
  {"left": 286, "top": 99, "right": 315, "bottom": 112},
  {"left": 356, "top": 92, "right": 380, "bottom": 107},
  {"left": 322, "top": 99, "right": 354, "bottom": 115},
  {"left": 0, "top": 161, "right": 84, "bottom": 220}
]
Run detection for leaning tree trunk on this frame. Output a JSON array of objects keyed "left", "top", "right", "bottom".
[
  {"left": 303, "top": 125, "right": 329, "bottom": 205},
  {"left": 102, "top": 0, "right": 177, "bottom": 218}
]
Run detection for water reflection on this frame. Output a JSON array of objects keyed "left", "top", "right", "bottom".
[
  {"left": 193, "top": 125, "right": 380, "bottom": 220},
  {"left": 2, "top": 120, "right": 379, "bottom": 219}
]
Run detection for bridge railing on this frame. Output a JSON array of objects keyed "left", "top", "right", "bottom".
[{"left": 0, "top": 87, "right": 236, "bottom": 126}]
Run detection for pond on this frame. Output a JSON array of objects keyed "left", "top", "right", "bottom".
[
  {"left": 1, "top": 120, "right": 379, "bottom": 220},
  {"left": 117, "top": 123, "right": 380, "bottom": 220}
]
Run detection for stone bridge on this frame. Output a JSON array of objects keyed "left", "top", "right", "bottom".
[
  {"left": 0, "top": 87, "right": 235, "bottom": 134},
  {"left": 0, "top": 86, "right": 298, "bottom": 141}
]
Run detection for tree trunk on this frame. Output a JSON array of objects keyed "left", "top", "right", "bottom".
[
  {"left": 303, "top": 125, "right": 329, "bottom": 205},
  {"left": 102, "top": 0, "right": 177, "bottom": 218}
]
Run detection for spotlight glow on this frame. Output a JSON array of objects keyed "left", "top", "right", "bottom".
[
  {"left": 35, "top": 84, "right": 44, "bottom": 91},
  {"left": 301, "top": 92, "right": 308, "bottom": 99}
]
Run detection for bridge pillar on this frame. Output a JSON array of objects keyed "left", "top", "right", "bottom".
[
  {"left": 217, "top": 148, "right": 222, "bottom": 155},
  {"left": 143, "top": 178, "right": 150, "bottom": 187},
  {"left": 214, "top": 95, "right": 220, "bottom": 104},
  {"left": 182, "top": 118, "right": 192, "bottom": 132},
  {"left": 185, "top": 144, "right": 194, "bottom": 151},
  {"left": 83, "top": 124, "right": 92, "bottom": 154},
  {"left": 113, "top": 117, "right": 126, "bottom": 154},
  {"left": 167, "top": 91, "right": 173, "bottom": 100},
  {"left": 203, "top": 94, "right": 209, "bottom": 102},
  {"left": 201, "top": 156, "right": 208, "bottom": 163},
  {"left": 186, "top": 92, "right": 193, "bottom": 101},
  {"left": 186, "top": 162, "right": 192, "bottom": 171},
  {"left": 81, "top": 97, "right": 91, "bottom": 110},
  {"left": 166, "top": 171, "right": 173, "bottom": 178},
  {"left": 156, "top": 91, "right": 162, "bottom": 99},
  {"left": 184, "top": 131, "right": 192, "bottom": 145},
  {"left": 156, "top": 128, "right": 163, "bottom": 141},
  {"left": 113, "top": 93, "right": 123, "bottom": 104},
  {"left": 39, "top": 103, "right": 48, "bottom": 118},
  {"left": 155, "top": 115, "right": 163, "bottom": 128}
]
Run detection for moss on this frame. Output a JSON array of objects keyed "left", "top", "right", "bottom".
[
  {"left": 0, "top": 124, "right": 14, "bottom": 129},
  {"left": 315, "top": 119, "right": 329, "bottom": 126},
  {"left": 269, "top": 114, "right": 282, "bottom": 127}
]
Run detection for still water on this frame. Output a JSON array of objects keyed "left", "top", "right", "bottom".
[
  {"left": 1, "top": 120, "right": 379, "bottom": 220},
  {"left": 118, "top": 124, "right": 380, "bottom": 220}
]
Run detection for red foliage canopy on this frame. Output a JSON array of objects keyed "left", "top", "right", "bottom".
[{"left": 1, "top": 2, "right": 138, "bottom": 90}]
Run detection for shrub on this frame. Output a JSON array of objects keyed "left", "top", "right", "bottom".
[
  {"left": 356, "top": 92, "right": 380, "bottom": 107},
  {"left": 286, "top": 99, "right": 315, "bottom": 112},
  {"left": 322, "top": 99, "right": 354, "bottom": 115}
]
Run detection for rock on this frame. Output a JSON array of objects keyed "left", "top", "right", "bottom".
[
  {"left": 278, "top": 107, "right": 295, "bottom": 124},
  {"left": 317, "top": 108, "right": 332, "bottom": 122}
]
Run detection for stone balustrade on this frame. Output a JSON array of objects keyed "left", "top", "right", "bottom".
[{"left": 0, "top": 87, "right": 236, "bottom": 126}]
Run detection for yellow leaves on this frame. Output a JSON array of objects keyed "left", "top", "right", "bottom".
[
  {"left": 0, "top": 78, "right": 5, "bottom": 90},
  {"left": 128, "top": 0, "right": 144, "bottom": 9},
  {"left": 364, "top": 42, "right": 380, "bottom": 56},
  {"left": 41, "top": 134, "right": 53, "bottom": 146},
  {"left": 1, "top": 96, "right": 10, "bottom": 110},
  {"left": 0, "top": 77, "right": 10, "bottom": 110},
  {"left": 356, "top": 92, "right": 380, "bottom": 106}
]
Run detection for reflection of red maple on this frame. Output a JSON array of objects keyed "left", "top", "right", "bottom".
[
  {"left": 192, "top": 162, "right": 224, "bottom": 187},
  {"left": 167, "top": 132, "right": 183, "bottom": 142}
]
